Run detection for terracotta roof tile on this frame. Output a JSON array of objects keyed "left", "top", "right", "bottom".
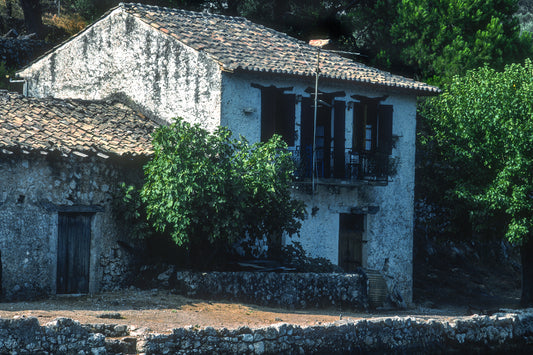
[
  {"left": 0, "top": 92, "right": 156, "bottom": 157},
  {"left": 121, "top": 3, "right": 439, "bottom": 95}
]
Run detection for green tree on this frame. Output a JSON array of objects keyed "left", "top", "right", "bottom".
[
  {"left": 140, "top": 118, "right": 305, "bottom": 260},
  {"left": 392, "top": 0, "right": 532, "bottom": 84},
  {"left": 421, "top": 60, "right": 533, "bottom": 305},
  {"left": 347, "top": 0, "right": 532, "bottom": 85},
  {"left": 19, "top": 0, "right": 44, "bottom": 37}
]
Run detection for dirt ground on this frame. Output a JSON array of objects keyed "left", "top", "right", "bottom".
[{"left": 0, "top": 288, "right": 481, "bottom": 335}]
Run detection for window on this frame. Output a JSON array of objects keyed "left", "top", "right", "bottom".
[
  {"left": 353, "top": 98, "right": 393, "bottom": 156},
  {"left": 253, "top": 84, "right": 296, "bottom": 146},
  {"left": 352, "top": 96, "right": 393, "bottom": 181},
  {"left": 300, "top": 90, "right": 346, "bottom": 179}
]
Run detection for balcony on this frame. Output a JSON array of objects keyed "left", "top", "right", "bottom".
[{"left": 290, "top": 146, "right": 395, "bottom": 185}]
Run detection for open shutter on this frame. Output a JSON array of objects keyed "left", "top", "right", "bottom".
[
  {"left": 377, "top": 105, "right": 393, "bottom": 155},
  {"left": 333, "top": 100, "right": 346, "bottom": 178},
  {"left": 260, "top": 89, "right": 276, "bottom": 142},
  {"left": 353, "top": 102, "right": 365, "bottom": 152},
  {"left": 300, "top": 97, "right": 314, "bottom": 177},
  {"left": 280, "top": 94, "right": 296, "bottom": 146},
  {"left": 261, "top": 89, "right": 276, "bottom": 142}
]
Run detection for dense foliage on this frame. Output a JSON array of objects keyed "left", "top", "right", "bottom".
[
  {"left": 140, "top": 118, "right": 305, "bottom": 252},
  {"left": 422, "top": 61, "right": 533, "bottom": 244},
  {"left": 421, "top": 61, "right": 533, "bottom": 304},
  {"left": 347, "top": 0, "right": 533, "bottom": 85}
]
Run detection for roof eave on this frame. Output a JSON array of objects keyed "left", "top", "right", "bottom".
[
  {"left": 231, "top": 68, "right": 441, "bottom": 96},
  {"left": 0, "top": 146, "right": 153, "bottom": 161}
]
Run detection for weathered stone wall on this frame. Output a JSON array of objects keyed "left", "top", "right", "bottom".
[
  {"left": 0, "top": 317, "right": 106, "bottom": 354},
  {"left": 18, "top": 7, "right": 223, "bottom": 130},
  {"left": 0, "top": 152, "right": 143, "bottom": 299},
  {"left": 172, "top": 270, "right": 368, "bottom": 310},
  {"left": 140, "top": 310, "right": 533, "bottom": 354},
  {"left": 1, "top": 310, "right": 533, "bottom": 353},
  {"left": 222, "top": 71, "right": 418, "bottom": 304}
]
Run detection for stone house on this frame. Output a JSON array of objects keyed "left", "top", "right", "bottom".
[
  {"left": 16, "top": 3, "right": 439, "bottom": 302},
  {"left": 0, "top": 92, "right": 155, "bottom": 298}
]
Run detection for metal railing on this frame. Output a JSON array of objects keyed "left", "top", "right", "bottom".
[{"left": 290, "top": 146, "right": 393, "bottom": 182}]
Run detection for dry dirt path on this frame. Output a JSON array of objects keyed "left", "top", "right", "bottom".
[{"left": 0, "top": 289, "right": 476, "bottom": 334}]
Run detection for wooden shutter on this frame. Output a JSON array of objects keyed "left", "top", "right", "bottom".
[
  {"left": 300, "top": 97, "right": 314, "bottom": 151},
  {"left": 279, "top": 94, "right": 296, "bottom": 146},
  {"left": 260, "top": 89, "right": 276, "bottom": 142},
  {"left": 377, "top": 105, "right": 393, "bottom": 155},
  {"left": 353, "top": 102, "right": 365, "bottom": 152},
  {"left": 261, "top": 89, "right": 295, "bottom": 146},
  {"left": 333, "top": 100, "right": 346, "bottom": 178},
  {"left": 300, "top": 97, "right": 314, "bottom": 177}
]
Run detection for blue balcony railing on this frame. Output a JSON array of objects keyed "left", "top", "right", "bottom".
[{"left": 290, "top": 146, "right": 393, "bottom": 182}]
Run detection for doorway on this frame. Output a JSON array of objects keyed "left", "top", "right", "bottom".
[
  {"left": 338, "top": 213, "right": 365, "bottom": 272},
  {"left": 57, "top": 213, "right": 92, "bottom": 294}
]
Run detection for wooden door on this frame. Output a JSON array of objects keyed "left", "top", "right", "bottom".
[
  {"left": 338, "top": 214, "right": 364, "bottom": 272},
  {"left": 57, "top": 213, "right": 92, "bottom": 294}
]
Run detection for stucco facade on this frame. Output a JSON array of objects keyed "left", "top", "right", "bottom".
[
  {"left": 0, "top": 153, "right": 143, "bottom": 299},
  {"left": 16, "top": 3, "right": 438, "bottom": 303},
  {"left": 220, "top": 72, "right": 417, "bottom": 301}
]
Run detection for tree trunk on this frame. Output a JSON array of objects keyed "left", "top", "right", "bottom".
[
  {"left": 19, "top": 0, "right": 43, "bottom": 37},
  {"left": 6, "top": 0, "right": 13, "bottom": 17},
  {"left": 520, "top": 236, "right": 533, "bottom": 307}
]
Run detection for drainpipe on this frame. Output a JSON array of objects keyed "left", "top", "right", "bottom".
[
  {"left": 309, "top": 39, "right": 330, "bottom": 195},
  {"left": 312, "top": 48, "right": 320, "bottom": 195}
]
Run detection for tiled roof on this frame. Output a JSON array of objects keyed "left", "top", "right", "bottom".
[
  {"left": 121, "top": 2, "right": 440, "bottom": 95},
  {"left": 0, "top": 92, "right": 156, "bottom": 158}
]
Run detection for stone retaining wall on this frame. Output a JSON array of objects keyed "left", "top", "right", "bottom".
[
  {"left": 1, "top": 310, "right": 533, "bottom": 353},
  {"left": 0, "top": 317, "right": 106, "bottom": 354},
  {"left": 171, "top": 270, "right": 369, "bottom": 310},
  {"left": 141, "top": 310, "right": 533, "bottom": 354}
]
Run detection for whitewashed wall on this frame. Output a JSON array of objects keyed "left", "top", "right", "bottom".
[
  {"left": 222, "top": 72, "right": 417, "bottom": 303},
  {"left": 18, "top": 8, "right": 223, "bottom": 130}
]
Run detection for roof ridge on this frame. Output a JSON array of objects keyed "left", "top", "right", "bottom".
[
  {"left": 120, "top": 2, "right": 250, "bottom": 22},
  {"left": 121, "top": 2, "right": 312, "bottom": 48},
  {"left": 17, "top": 3, "right": 439, "bottom": 95}
]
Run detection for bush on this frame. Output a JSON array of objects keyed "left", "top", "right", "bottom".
[
  {"left": 0, "top": 61, "right": 15, "bottom": 90},
  {"left": 128, "top": 118, "right": 306, "bottom": 266}
]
